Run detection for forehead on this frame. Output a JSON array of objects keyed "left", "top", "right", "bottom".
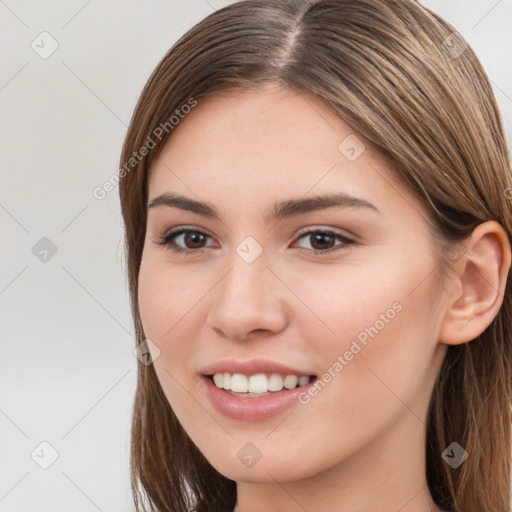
[
  {"left": 146, "top": 84, "right": 426, "bottom": 227},
  {"left": 150, "top": 84, "right": 370, "bottom": 183}
]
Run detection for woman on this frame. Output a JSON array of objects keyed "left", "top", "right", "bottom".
[{"left": 118, "top": 1, "right": 512, "bottom": 510}]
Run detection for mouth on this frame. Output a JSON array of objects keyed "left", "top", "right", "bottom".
[
  {"left": 201, "top": 371, "right": 318, "bottom": 421},
  {"left": 207, "top": 372, "right": 317, "bottom": 397}
]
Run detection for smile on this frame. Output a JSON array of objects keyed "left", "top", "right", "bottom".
[
  {"left": 202, "top": 372, "right": 317, "bottom": 421},
  {"left": 210, "top": 372, "right": 314, "bottom": 395}
]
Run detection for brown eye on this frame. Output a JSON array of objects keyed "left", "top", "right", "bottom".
[
  {"left": 294, "top": 229, "right": 355, "bottom": 255},
  {"left": 157, "top": 228, "right": 214, "bottom": 254},
  {"left": 308, "top": 232, "right": 336, "bottom": 250},
  {"left": 180, "top": 231, "right": 207, "bottom": 249}
]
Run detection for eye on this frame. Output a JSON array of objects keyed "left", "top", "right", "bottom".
[
  {"left": 155, "top": 227, "right": 355, "bottom": 256},
  {"left": 156, "top": 227, "right": 215, "bottom": 255},
  {"left": 293, "top": 228, "right": 355, "bottom": 255}
]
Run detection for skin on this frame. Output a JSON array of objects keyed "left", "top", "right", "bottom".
[{"left": 137, "top": 82, "right": 511, "bottom": 512}]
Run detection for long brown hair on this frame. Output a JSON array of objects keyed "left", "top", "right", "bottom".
[{"left": 118, "top": 1, "right": 512, "bottom": 510}]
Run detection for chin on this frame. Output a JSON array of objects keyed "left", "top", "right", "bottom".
[{"left": 198, "top": 441, "right": 326, "bottom": 484}]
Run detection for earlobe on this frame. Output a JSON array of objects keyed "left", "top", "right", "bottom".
[{"left": 438, "top": 220, "right": 511, "bottom": 346}]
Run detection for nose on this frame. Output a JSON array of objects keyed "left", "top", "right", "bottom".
[{"left": 206, "top": 249, "right": 289, "bottom": 342}]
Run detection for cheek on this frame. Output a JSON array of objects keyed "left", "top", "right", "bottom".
[
  {"left": 138, "top": 252, "right": 202, "bottom": 341},
  {"left": 137, "top": 254, "right": 194, "bottom": 392},
  {"left": 286, "top": 247, "right": 436, "bottom": 350},
  {"left": 138, "top": 251, "right": 220, "bottom": 389},
  {"left": 138, "top": 254, "right": 206, "bottom": 420},
  {"left": 288, "top": 247, "right": 441, "bottom": 408}
]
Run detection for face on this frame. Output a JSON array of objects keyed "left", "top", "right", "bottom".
[{"left": 138, "top": 83, "right": 448, "bottom": 483}]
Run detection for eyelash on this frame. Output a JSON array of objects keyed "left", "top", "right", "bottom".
[{"left": 155, "top": 226, "right": 355, "bottom": 256}]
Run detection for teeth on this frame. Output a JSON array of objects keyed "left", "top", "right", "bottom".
[
  {"left": 213, "top": 373, "right": 224, "bottom": 388},
  {"left": 222, "top": 372, "right": 231, "bottom": 390},
  {"left": 268, "top": 374, "right": 283, "bottom": 392},
  {"left": 283, "top": 375, "right": 298, "bottom": 389},
  {"left": 211, "top": 372, "right": 312, "bottom": 393},
  {"left": 248, "top": 374, "right": 268, "bottom": 393},
  {"left": 231, "top": 374, "right": 248, "bottom": 392},
  {"left": 298, "top": 375, "right": 310, "bottom": 386}
]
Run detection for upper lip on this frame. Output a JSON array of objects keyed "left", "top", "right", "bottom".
[{"left": 200, "top": 358, "right": 316, "bottom": 377}]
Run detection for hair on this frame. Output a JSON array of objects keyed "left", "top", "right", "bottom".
[{"left": 118, "top": 1, "right": 512, "bottom": 511}]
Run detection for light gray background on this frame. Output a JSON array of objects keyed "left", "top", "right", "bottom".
[{"left": 1, "top": 1, "right": 511, "bottom": 511}]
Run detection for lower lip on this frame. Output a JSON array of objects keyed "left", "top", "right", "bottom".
[{"left": 202, "top": 375, "right": 316, "bottom": 421}]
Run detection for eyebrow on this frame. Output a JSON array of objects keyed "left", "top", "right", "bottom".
[{"left": 147, "top": 192, "right": 380, "bottom": 221}]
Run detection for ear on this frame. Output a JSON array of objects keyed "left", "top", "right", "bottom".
[{"left": 438, "top": 220, "right": 511, "bottom": 345}]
